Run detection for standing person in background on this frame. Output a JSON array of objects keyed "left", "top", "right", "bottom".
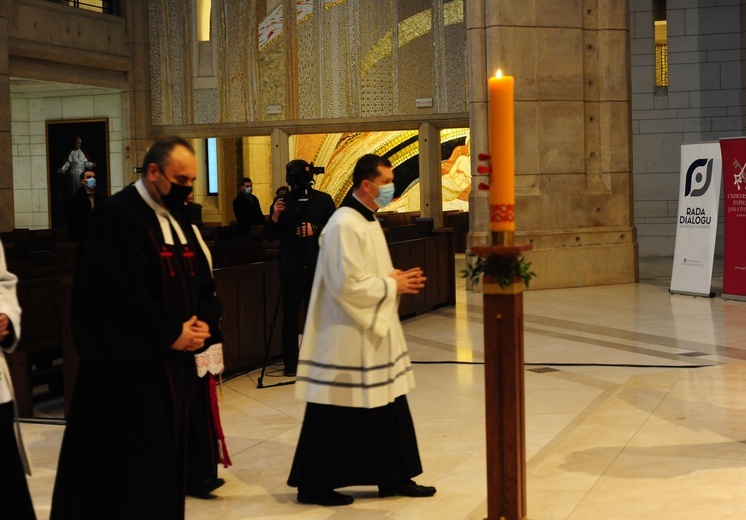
[
  {"left": 67, "top": 170, "right": 103, "bottom": 244},
  {"left": 287, "top": 154, "right": 436, "bottom": 506},
  {"left": 0, "top": 238, "right": 36, "bottom": 520},
  {"left": 264, "top": 160, "right": 336, "bottom": 377},
  {"left": 50, "top": 136, "right": 223, "bottom": 520},
  {"left": 233, "top": 177, "right": 266, "bottom": 233}
]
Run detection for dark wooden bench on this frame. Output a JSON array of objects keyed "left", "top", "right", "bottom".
[
  {"left": 443, "top": 210, "right": 469, "bottom": 253},
  {"left": 6, "top": 274, "right": 66, "bottom": 418},
  {"left": 389, "top": 228, "right": 456, "bottom": 317}
]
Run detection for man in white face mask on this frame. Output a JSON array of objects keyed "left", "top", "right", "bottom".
[
  {"left": 67, "top": 170, "right": 104, "bottom": 244},
  {"left": 288, "top": 153, "right": 436, "bottom": 506},
  {"left": 232, "top": 177, "right": 266, "bottom": 233}
]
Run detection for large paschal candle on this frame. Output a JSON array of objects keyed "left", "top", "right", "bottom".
[{"left": 488, "top": 69, "right": 515, "bottom": 242}]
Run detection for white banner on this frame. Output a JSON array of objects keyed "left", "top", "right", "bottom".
[{"left": 670, "top": 142, "right": 722, "bottom": 296}]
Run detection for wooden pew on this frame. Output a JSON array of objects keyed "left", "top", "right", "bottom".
[
  {"left": 443, "top": 210, "right": 469, "bottom": 253},
  {"left": 389, "top": 226, "right": 456, "bottom": 317},
  {"left": 212, "top": 258, "right": 283, "bottom": 375},
  {"left": 2, "top": 229, "right": 76, "bottom": 418},
  {"left": 6, "top": 274, "right": 66, "bottom": 418}
]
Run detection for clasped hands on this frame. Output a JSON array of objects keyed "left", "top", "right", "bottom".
[
  {"left": 172, "top": 315, "right": 210, "bottom": 352},
  {"left": 392, "top": 267, "right": 426, "bottom": 295},
  {"left": 0, "top": 313, "right": 9, "bottom": 341}
]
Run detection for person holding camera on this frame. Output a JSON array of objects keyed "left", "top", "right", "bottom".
[{"left": 264, "top": 159, "right": 336, "bottom": 377}]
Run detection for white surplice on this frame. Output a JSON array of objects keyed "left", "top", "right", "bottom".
[{"left": 294, "top": 206, "right": 415, "bottom": 409}]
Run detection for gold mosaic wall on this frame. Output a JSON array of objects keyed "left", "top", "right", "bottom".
[
  {"left": 216, "top": 0, "right": 261, "bottom": 122},
  {"left": 149, "top": 0, "right": 467, "bottom": 125},
  {"left": 149, "top": 0, "right": 194, "bottom": 125},
  {"left": 300, "top": 128, "right": 470, "bottom": 209},
  {"left": 359, "top": 0, "right": 396, "bottom": 116}
]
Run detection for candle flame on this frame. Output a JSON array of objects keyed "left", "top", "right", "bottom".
[{"left": 496, "top": 69, "right": 502, "bottom": 79}]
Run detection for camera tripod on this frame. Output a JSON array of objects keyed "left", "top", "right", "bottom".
[
  {"left": 257, "top": 192, "right": 315, "bottom": 389},
  {"left": 256, "top": 282, "right": 292, "bottom": 389}
]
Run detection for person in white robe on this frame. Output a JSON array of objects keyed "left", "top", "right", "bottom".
[
  {"left": 57, "top": 136, "right": 96, "bottom": 197},
  {"left": 288, "top": 153, "right": 436, "bottom": 506},
  {"left": 0, "top": 238, "right": 36, "bottom": 519}
]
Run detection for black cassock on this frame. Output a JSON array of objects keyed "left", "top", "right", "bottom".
[{"left": 51, "top": 184, "right": 222, "bottom": 520}]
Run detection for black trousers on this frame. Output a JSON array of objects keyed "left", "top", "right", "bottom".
[
  {"left": 280, "top": 270, "right": 313, "bottom": 371},
  {"left": 288, "top": 395, "right": 423, "bottom": 490},
  {"left": 0, "top": 401, "right": 36, "bottom": 520}
]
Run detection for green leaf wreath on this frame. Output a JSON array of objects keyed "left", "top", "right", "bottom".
[{"left": 462, "top": 254, "right": 537, "bottom": 288}]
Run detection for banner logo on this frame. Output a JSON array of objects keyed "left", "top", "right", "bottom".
[
  {"left": 732, "top": 159, "right": 746, "bottom": 190},
  {"left": 684, "top": 158, "right": 713, "bottom": 197}
]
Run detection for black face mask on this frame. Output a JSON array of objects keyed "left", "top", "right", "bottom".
[{"left": 162, "top": 182, "right": 193, "bottom": 212}]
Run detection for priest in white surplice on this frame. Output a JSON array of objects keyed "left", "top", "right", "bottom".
[{"left": 288, "top": 154, "right": 436, "bottom": 507}]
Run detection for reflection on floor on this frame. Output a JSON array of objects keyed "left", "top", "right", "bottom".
[{"left": 23, "top": 255, "right": 746, "bottom": 519}]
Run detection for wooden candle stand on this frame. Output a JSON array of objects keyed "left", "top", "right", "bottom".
[{"left": 471, "top": 244, "right": 532, "bottom": 520}]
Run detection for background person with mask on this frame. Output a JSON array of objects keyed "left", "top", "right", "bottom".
[
  {"left": 67, "top": 170, "right": 104, "bottom": 244},
  {"left": 233, "top": 177, "right": 266, "bottom": 233}
]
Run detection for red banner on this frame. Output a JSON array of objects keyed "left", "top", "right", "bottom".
[{"left": 720, "top": 137, "right": 746, "bottom": 299}]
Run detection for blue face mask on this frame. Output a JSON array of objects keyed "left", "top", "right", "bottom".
[
  {"left": 85, "top": 178, "right": 96, "bottom": 190},
  {"left": 373, "top": 182, "right": 395, "bottom": 208}
]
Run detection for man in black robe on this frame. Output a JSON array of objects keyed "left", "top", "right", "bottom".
[
  {"left": 50, "top": 136, "right": 223, "bottom": 520},
  {"left": 67, "top": 169, "right": 103, "bottom": 244},
  {"left": 233, "top": 177, "right": 266, "bottom": 233}
]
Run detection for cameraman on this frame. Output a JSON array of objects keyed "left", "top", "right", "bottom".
[{"left": 265, "top": 160, "right": 336, "bottom": 376}]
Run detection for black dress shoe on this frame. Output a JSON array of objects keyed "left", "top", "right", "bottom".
[
  {"left": 187, "top": 477, "right": 225, "bottom": 499},
  {"left": 206, "top": 477, "right": 226, "bottom": 492},
  {"left": 297, "top": 489, "right": 354, "bottom": 506},
  {"left": 284, "top": 368, "right": 297, "bottom": 377},
  {"left": 379, "top": 480, "right": 437, "bottom": 498}
]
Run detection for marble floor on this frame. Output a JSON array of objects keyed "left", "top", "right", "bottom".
[{"left": 21, "top": 255, "right": 746, "bottom": 519}]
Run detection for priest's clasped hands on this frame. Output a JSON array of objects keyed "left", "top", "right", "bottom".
[
  {"left": 172, "top": 315, "right": 211, "bottom": 351},
  {"left": 392, "top": 267, "right": 426, "bottom": 295}
]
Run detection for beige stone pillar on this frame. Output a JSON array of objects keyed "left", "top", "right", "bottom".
[
  {"left": 468, "top": 0, "right": 637, "bottom": 289},
  {"left": 418, "top": 123, "right": 443, "bottom": 228},
  {"left": 244, "top": 136, "right": 274, "bottom": 214},
  {"left": 218, "top": 138, "right": 238, "bottom": 225},
  {"left": 0, "top": 3, "right": 12, "bottom": 231},
  {"left": 121, "top": 0, "right": 153, "bottom": 182},
  {"left": 466, "top": 0, "right": 491, "bottom": 250},
  {"left": 271, "top": 128, "right": 290, "bottom": 191}
]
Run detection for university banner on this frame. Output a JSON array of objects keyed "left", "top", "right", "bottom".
[
  {"left": 721, "top": 136, "right": 746, "bottom": 300},
  {"left": 670, "top": 142, "right": 722, "bottom": 297}
]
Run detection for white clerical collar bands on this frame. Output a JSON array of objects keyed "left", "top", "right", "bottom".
[{"left": 134, "top": 179, "right": 188, "bottom": 246}]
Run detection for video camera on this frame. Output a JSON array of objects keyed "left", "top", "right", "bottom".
[{"left": 284, "top": 160, "right": 325, "bottom": 202}]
